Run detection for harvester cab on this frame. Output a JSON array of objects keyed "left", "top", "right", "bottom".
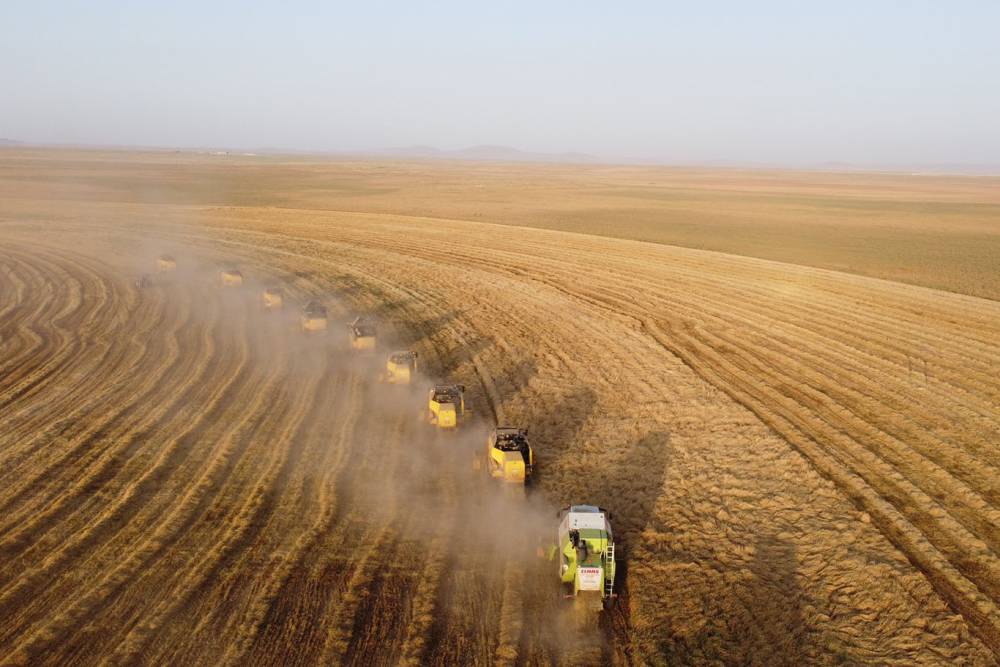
[
  {"left": 348, "top": 316, "right": 377, "bottom": 351},
  {"left": 219, "top": 269, "right": 244, "bottom": 287},
  {"left": 156, "top": 255, "right": 177, "bottom": 272},
  {"left": 554, "top": 505, "right": 616, "bottom": 610},
  {"left": 261, "top": 287, "right": 284, "bottom": 310},
  {"left": 481, "top": 427, "right": 534, "bottom": 486},
  {"left": 427, "top": 384, "right": 465, "bottom": 429},
  {"left": 300, "top": 301, "right": 328, "bottom": 332},
  {"left": 383, "top": 350, "right": 418, "bottom": 384},
  {"left": 135, "top": 274, "right": 154, "bottom": 289}
]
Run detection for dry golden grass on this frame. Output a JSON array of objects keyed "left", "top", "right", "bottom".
[
  {"left": 0, "top": 148, "right": 997, "bottom": 665},
  {"left": 2, "top": 148, "right": 998, "bottom": 299}
]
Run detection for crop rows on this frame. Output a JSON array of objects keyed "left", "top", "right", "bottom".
[{"left": 0, "top": 201, "right": 996, "bottom": 665}]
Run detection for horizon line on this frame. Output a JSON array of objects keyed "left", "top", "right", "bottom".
[{"left": 2, "top": 138, "right": 999, "bottom": 176}]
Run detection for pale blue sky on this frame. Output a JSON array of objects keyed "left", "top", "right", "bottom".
[{"left": 2, "top": 1, "right": 998, "bottom": 165}]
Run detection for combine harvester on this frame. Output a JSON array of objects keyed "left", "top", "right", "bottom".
[
  {"left": 552, "top": 505, "right": 617, "bottom": 611},
  {"left": 477, "top": 427, "right": 534, "bottom": 489},
  {"left": 348, "top": 316, "right": 377, "bottom": 351},
  {"left": 219, "top": 269, "right": 244, "bottom": 287},
  {"left": 300, "top": 301, "right": 328, "bottom": 332},
  {"left": 156, "top": 254, "right": 177, "bottom": 272},
  {"left": 426, "top": 384, "right": 466, "bottom": 430},
  {"left": 380, "top": 350, "right": 418, "bottom": 384},
  {"left": 261, "top": 287, "right": 284, "bottom": 310}
]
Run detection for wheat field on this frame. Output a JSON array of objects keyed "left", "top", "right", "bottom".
[{"left": 0, "top": 149, "right": 998, "bottom": 665}]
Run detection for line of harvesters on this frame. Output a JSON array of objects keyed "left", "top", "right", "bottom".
[{"left": 139, "top": 255, "right": 617, "bottom": 610}]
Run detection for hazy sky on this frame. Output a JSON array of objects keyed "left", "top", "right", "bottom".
[{"left": 2, "top": 1, "right": 998, "bottom": 165}]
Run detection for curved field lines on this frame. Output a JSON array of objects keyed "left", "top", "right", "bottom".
[
  {"left": 193, "top": 207, "right": 1000, "bottom": 663},
  {"left": 0, "top": 194, "right": 997, "bottom": 667}
]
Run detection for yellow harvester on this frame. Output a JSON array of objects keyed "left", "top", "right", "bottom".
[
  {"left": 348, "top": 316, "right": 377, "bottom": 351},
  {"left": 261, "top": 287, "right": 284, "bottom": 310},
  {"left": 382, "top": 351, "right": 418, "bottom": 384},
  {"left": 426, "top": 384, "right": 465, "bottom": 429},
  {"left": 300, "top": 301, "right": 328, "bottom": 332},
  {"left": 219, "top": 269, "right": 244, "bottom": 287},
  {"left": 156, "top": 255, "right": 177, "bottom": 272},
  {"left": 478, "top": 427, "right": 534, "bottom": 486}
]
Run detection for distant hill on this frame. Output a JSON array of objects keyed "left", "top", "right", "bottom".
[
  {"left": 0, "top": 138, "right": 25, "bottom": 147},
  {"left": 377, "top": 144, "right": 600, "bottom": 164}
]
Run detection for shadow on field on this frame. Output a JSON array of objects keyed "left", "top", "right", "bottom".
[
  {"left": 491, "top": 354, "right": 538, "bottom": 410},
  {"left": 370, "top": 300, "right": 491, "bottom": 381},
  {"left": 730, "top": 533, "right": 806, "bottom": 664},
  {"left": 348, "top": 286, "right": 465, "bottom": 348},
  {"left": 591, "top": 430, "right": 672, "bottom": 539},
  {"left": 653, "top": 532, "right": 807, "bottom": 666},
  {"left": 573, "top": 430, "right": 673, "bottom": 663},
  {"left": 398, "top": 309, "right": 465, "bottom": 348},
  {"left": 368, "top": 294, "right": 411, "bottom": 320},
  {"left": 436, "top": 335, "right": 493, "bottom": 378},
  {"left": 526, "top": 386, "right": 598, "bottom": 482}
]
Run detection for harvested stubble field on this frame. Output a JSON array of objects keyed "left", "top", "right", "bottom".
[{"left": 0, "top": 148, "right": 998, "bottom": 665}]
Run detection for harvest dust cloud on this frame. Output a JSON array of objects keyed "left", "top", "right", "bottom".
[{"left": 0, "top": 149, "right": 998, "bottom": 665}]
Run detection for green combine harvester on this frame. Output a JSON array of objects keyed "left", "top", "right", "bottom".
[{"left": 554, "top": 505, "right": 617, "bottom": 610}]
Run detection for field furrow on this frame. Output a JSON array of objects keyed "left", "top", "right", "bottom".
[{"left": 1, "top": 154, "right": 997, "bottom": 665}]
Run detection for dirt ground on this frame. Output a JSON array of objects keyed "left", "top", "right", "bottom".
[{"left": 0, "top": 149, "right": 998, "bottom": 665}]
